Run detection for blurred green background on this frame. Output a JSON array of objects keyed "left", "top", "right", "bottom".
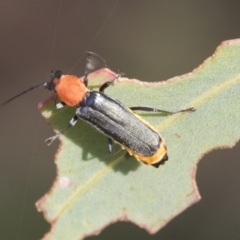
[{"left": 0, "top": 1, "right": 240, "bottom": 239}]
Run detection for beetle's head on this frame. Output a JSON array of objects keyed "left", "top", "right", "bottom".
[{"left": 44, "top": 70, "right": 62, "bottom": 91}]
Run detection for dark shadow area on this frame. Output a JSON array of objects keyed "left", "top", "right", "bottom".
[{"left": 41, "top": 100, "right": 141, "bottom": 174}]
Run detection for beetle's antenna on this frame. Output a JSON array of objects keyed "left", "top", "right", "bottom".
[{"left": 0, "top": 82, "right": 46, "bottom": 108}]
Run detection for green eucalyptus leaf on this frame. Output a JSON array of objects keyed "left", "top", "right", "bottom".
[{"left": 37, "top": 39, "right": 240, "bottom": 240}]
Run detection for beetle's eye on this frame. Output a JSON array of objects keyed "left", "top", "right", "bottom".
[{"left": 45, "top": 70, "right": 62, "bottom": 90}]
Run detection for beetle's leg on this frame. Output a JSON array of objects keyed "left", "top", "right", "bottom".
[
  {"left": 83, "top": 74, "right": 88, "bottom": 87},
  {"left": 129, "top": 106, "right": 195, "bottom": 114},
  {"left": 56, "top": 102, "right": 66, "bottom": 109},
  {"left": 54, "top": 96, "right": 66, "bottom": 109},
  {"left": 99, "top": 70, "right": 124, "bottom": 93},
  {"left": 45, "top": 115, "right": 78, "bottom": 145},
  {"left": 107, "top": 138, "right": 113, "bottom": 154}
]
